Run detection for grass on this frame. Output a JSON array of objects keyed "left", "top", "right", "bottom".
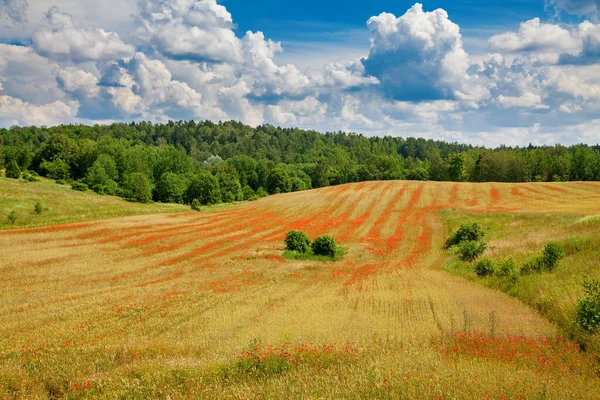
[
  {"left": 0, "top": 176, "right": 229, "bottom": 229},
  {"left": 282, "top": 247, "right": 345, "bottom": 262},
  {"left": 440, "top": 208, "right": 600, "bottom": 352},
  {"left": 1, "top": 180, "right": 600, "bottom": 398}
]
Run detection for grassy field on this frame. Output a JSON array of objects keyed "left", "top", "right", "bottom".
[
  {"left": 0, "top": 177, "right": 193, "bottom": 230},
  {"left": 1, "top": 180, "right": 600, "bottom": 398}
]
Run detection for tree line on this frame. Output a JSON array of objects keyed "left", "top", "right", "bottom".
[{"left": 1, "top": 120, "right": 599, "bottom": 205}]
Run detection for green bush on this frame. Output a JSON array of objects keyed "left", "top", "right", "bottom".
[
  {"left": 191, "top": 198, "right": 202, "bottom": 211},
  {"left": 576, "top": 279, "right": 600, "bottom": 333},
  {"left": 266, "top": 167, "right": 292, "bottom": 194},
  {"left": 284, "top": 230, "right": 311, "bottom": 253},
  {"left": 540, "top": 242, "right": 564, "bottom": 271},
  {"left": 496, "top": 257, "right": 520, "bottom": 286},
  {"left": 256, "top": 187, "right": 269, "bottom": 198},
  {"left": 311, "top": 235, "right": 337, "bottom": 257},
  {"left": 520, "top": 257, "right": 543, "bottom": 275},
  {"left": 5, "top": 160, "right": 21, "bottom": 179},
  {"left": 155, "top": 172, "right": 187, "bottom": 204},
  {"left": 22, "top": 172, "right": 40, "bottom": 182},
  {"left": 34, "top": 202, "right": 43, "bottom": 215},
  {"left": 7, "top": 210, "right": 17, "bottom": 224},
  {"left": 474, "top": 258, "right": 494, "bottom": 277},
  {"left": 242, "top": 185, "right": 256, "bottom": 201},
  {"left": 458, "top": 240, "right": 487, "bottom": 261},
  {"left": 445, "top": 222, "right": 485, "bottom": 248},
  {"left": 71, "top": 181, "right": 89, "bottom": 192}
]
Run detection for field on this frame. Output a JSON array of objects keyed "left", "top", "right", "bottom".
[{"left": 1, "top": 180, "right": 600, "bottom": 398}]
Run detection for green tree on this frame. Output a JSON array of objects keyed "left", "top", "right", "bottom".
[
  {"left": 185, "top": 171, "right": 221, "bottom": 205},
  {"left": 155, "top": 172, "right": 187, "bottom": 204},
  {"left": 121, "top": 172, "right": 154, "bottom": 203},
  {"left": 448, "top": 153, "right": 466, "bottom": 182},
  {"left": 86, "top": 154, "right": 118, "bottom": 195},
  {"left": 266, "top": 167, "right": 292, "bottom": 194},
  {"left": 217, "top": 172, "right": 243, "bottom": 203},
  {"left": 40, "top": 158, "right": 70, "bottom": 180}
]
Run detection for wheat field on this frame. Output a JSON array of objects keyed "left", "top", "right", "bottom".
[{"left": 1, "top": 181, "right": 600, "bottom": 398}]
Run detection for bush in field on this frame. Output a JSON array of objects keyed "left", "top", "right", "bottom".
[
  {"left": 458, "top": 240, "right": 487, "bottom": 261},
  {"left": 520, "top": 242, "right": 565, "bottom": 275},
  {"left": 71, "top": 181, "right": 88, "bottom": 191},
  {"left": 242, "top": 185, "right": 256, "bottom": 201},
  {"left": 256, "top": 187, "right": 269, "bottom": 198},
  {"left": 22, "top": 172, "right": 40, "bottom": 182},
  {"left": 284, "top": 230, "right": 311, "bottom": 253},
  {"left": 445, "top": 222, "right": 485, "bottom": 249},
  {"left": 7, "top": 210, "right": 17, "bottom": 224},
  {"left": 576, "top": 279, "right": 600, "bottom": 333},
  {"left": 312, "top": 235, "right": 338, "bottom": 257},
  {"left": 34, "top": 202, "right": 43, "bottom": 215},
  {"left": 5, "top": 160, "right": 21, "bottom": 179},
  {"left": 496, "top": 257, "right": 520, "bottom": 285},
  {"left": 541, "top": 242, "right": 564, "bottom": 271},
  {"left": 191, "top": 198, "right": 202, "bottom": 211},
  {"left": 474, "top": 258, "right": 494, "bottom": 277}
]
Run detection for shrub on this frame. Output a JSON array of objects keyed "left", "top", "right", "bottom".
[
  {"left": 458, "top": 240, "right": 487, "bottom": 261},
  {"left": 22, "top": 172, "right": 40, "bottom": 182},
  {"left": 540, "top": 242, "right": 564, "bottom": 271},
  {"left": 7, "top": 210, "right": 17, "bottom": 224},
  {"left": 256, "top": 187, "right": 269, "bottom": 198},
  {"left": 576, "top": 279, "right": 600, "bottom": 333},
  {"left": 40, "top": 158, "right": 70, "bottom": 180},
  {"left": 5, "top": 160, "right": 21, "bottom": 179},
  {"left": 217, "top": 172, "right": 243, "bottom": 203},
  {"left": 34, "top": 202, "right": 43, "bottom": 215},
  {"left": 242, "top": 185, "right": 256, "bottom": 201},
  {"left": 311, "top": 235, "right": 337, "bottom": 257},
  {"left": 474, "top": 258, "right": 494, "bottom": 277},
  {"left": 496, "top": 257, "right": 520, "bottom": 286},
  {"left": 520, "top": 257, "right": 543, "bottom": 275},
  {"left": 284, "top": 230, "right": 311, "bottom": 253},
  {"left": 71, "top": 181, "right": 88, "bottom": 192},
  {"left": 445, "top": 222, "right": 485, "bottom": 248},
  {"left": 191, "top": 198, "right": 202, "bottom": 211},
  {"left": 55, "top": 179, "right": 68, "bottom": 185}
]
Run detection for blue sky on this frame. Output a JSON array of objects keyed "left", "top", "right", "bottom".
[{"left": 0, "top": 0, "right": 599, "bottom": 146}]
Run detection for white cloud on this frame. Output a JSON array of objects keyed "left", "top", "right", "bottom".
[
  {"left": 361, "top": 4, "right": 478, "bottom": 102},
  {"left": 32, "top": 6, "right": 134, "bottom": 63},
  {"left": 56, "top": 67, "right": 100, "bottom": 99},
  {"left": 497, "top": 92, "right": 547, "bottom": 109},
  {"left": 135, "top": 0, "right": 242, "bottom": 63},
  {"left": 0, "top": 0, "right": 28, "bottom": 26},
  {"left": 489, "top": 18, "right": 580, "bottom": 55},
  {"left": 0, "top": 95, "right": 78, "bottom": 126}
]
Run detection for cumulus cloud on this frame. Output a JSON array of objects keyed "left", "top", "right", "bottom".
[
  {"left": 135, "top": 0, "right": 242, "bottom": 63},
  {"left": 361, "top": 4, "right": 477, "bottom": 102},
  {"left": 32, "top": 6, "right": 135, "bottom": 63},
  {"left": 0, "top": 0, "right": 28, "bottom": 26}
]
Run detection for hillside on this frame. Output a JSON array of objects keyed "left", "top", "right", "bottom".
[{"left": 1, "top": 181, "right": 600, "bottom": 398}]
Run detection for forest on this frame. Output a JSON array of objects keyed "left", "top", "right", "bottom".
[{"left": 1, "top": 120, "right": 599, "bottom": 205}]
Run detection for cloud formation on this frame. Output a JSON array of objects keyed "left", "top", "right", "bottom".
[
  {"left": 0, "top": 1, "right": 600, "bottom": 146},
  {"left": 32, "top": 7, "right": 135, "bottom": 63}
]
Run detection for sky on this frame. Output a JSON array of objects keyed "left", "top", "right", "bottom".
[{"left": 1, "top": 0, "right": 600, "bottom": 146}]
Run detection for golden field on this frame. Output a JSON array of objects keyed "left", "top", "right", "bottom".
[{"left": 1, "top": 180, "right": 600, "bottom": 399}]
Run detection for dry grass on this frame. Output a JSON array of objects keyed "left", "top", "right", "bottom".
[{"left": 1, "top": 181, "right": 600, "bottom": 398}]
